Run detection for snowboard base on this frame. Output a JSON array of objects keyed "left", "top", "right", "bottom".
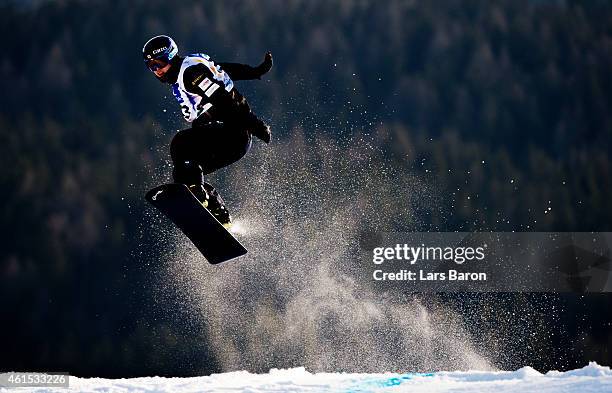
[{"left": 145, "top": 183, "right": 247, "bottom": 264}]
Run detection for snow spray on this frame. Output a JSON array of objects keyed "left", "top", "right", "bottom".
[{"left": 151, "top": 131, "right": 503, "bottom": 373}]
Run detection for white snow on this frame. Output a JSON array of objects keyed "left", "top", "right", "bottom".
[{"left": 7, "top": 362, "right": 612, "bottom": 393}]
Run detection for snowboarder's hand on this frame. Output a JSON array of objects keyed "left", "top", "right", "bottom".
[
  {"left": 257, "top": 52, "right": 273, "bottom": 79},
  {"left": 251, "top": 121, "right": 271, "bottom": 144}
]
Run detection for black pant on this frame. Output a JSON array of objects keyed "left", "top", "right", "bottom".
[{"left": 170, "top": 121, "right": 252, "bottom": 185}]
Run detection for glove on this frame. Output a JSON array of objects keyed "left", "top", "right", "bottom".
[
  {"left": 256, "top": 52, "right": 273, "bottom": 79},
  {"left": 251, "top": 122, "right": 271, "bottom": 144}
]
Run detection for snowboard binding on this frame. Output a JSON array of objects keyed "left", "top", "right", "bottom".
[{"left": 188, "top": 184, "right": 232, "bottom": 229}]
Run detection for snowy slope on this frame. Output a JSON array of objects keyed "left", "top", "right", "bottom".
[{"left": 9, "top": 362, "right": 611, "bottom": 393}]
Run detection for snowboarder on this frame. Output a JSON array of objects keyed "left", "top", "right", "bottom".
[{"left": 143, "top": 35, "right": 273, "bottom": 227}]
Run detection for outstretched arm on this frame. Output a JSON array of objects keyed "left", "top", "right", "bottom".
[{"left": 220, "top": 52, "right": 273, "bottom": 81}]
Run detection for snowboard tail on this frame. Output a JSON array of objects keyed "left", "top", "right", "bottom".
[{"left": 145, "top": 183, "right": 247, "bottom": 264}]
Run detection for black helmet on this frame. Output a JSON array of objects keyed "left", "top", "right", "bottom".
[{"left": 142, "top": 35, "right": 179, "bottom": 72}]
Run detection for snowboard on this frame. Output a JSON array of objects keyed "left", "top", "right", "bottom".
[{"left": 145, "top": 183, "right": 247, "bottom": 264}]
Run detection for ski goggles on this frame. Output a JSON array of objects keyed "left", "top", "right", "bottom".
[{"left": 145, "top": 58, "right": 169, "bottom": 72}]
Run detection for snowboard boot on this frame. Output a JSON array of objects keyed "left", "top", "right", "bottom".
[
  {"left": 188, "top": 184, "right": 209, "bottom": 208},
  {"left": 202, "top": 182, "right": 232, "bottom": 229}
]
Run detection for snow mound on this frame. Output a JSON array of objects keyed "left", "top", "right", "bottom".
[{"left": 10, "top": 362, "right": 611, "bottom": 393}]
